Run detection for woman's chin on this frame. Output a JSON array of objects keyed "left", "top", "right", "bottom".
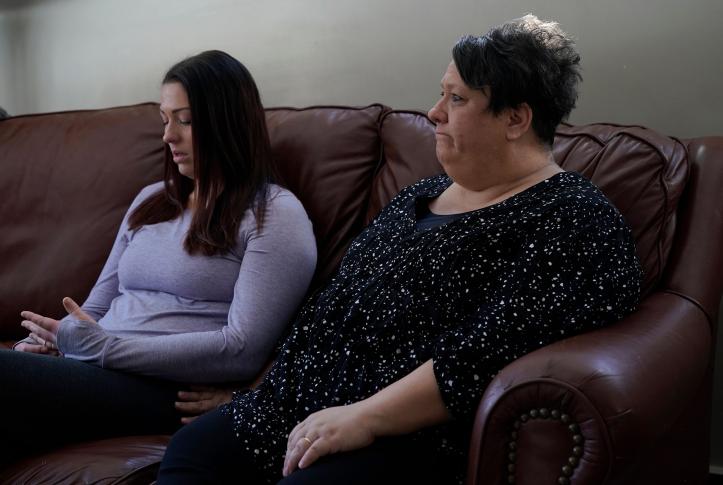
[{"left": 176, "top": 165, "right": 195, "bottom": 179}]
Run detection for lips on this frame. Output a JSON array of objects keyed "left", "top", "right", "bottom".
[{"left": 172, "top": 151, "right": 189, "bottom": 162}]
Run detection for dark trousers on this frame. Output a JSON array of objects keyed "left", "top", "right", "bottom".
[
  {"left": 0, "top": 349, "right": 182, "bottom": 465},
  {"left": 158, "top": 408, "right": 449, "bottom": 485}
]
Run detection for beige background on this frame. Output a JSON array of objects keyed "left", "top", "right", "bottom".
[{"left": 1, "top": 0, "right": 722, "bottom": 471}]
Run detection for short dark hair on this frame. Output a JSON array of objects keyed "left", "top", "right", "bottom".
[
  {"left": 452, "top": 14, "right": 582, "bottom": 146},
  {"left": 129, "top": 50, "right": 275, "bottom": 256}
]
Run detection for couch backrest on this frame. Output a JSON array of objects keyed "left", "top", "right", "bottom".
[
  {"left": 0, "top": 104, "right": 165, "bottom": 341},
  {"left": 0, "top": 103, "right": 693, "bottom": 342}
]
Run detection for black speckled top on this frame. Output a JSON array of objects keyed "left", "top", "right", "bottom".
[{"left": 221, "top": 172, "right": 642, "bottom": 483}]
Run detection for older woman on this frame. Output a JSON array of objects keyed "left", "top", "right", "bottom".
[{"left": 158, "top": 15, "right": 641, "bottom": 484}]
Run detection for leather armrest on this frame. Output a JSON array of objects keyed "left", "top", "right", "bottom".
[{"left": 465, "top": 291, "right": 712, "bottom": 485}]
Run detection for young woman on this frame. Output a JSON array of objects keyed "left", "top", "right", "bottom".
[{"left": 1, "top": 50, "right": 317, "bottom": 463}]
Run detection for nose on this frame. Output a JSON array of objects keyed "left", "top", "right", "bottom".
[
  {"left": 427, "top": 97, "right": 446, "bottom": 125},
  {"left": 162, "top": 123, "right": 177, "bottom": 144}
]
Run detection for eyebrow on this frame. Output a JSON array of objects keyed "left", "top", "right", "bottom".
[
  {"left": 440, "top": 81, "right": 464, "bottom": 90},
  {"left": 159, "top": 107, "right": 191, "bottom": 115}
]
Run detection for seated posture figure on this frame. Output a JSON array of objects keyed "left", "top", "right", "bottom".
[
  {"left": 157, "top": 16, "right": 642, "bottom": 485},
  {"left": 1, "top": 50, "right": 317, "bottom": 464}
]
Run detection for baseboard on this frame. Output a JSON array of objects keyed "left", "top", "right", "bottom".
[{"left": 711, "top": 466, "right": 723, "bottom": 485}]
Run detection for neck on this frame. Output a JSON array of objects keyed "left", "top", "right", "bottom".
[{"left": 432, "top": 149, "right": 562, "bottom": 214}]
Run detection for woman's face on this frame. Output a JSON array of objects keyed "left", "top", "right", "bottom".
[
  {"left": 160, "top": 82, "right": 194, "bottom": 179},
  {"left": 427, "top": 62, "right": 508, "bottom": 186}
]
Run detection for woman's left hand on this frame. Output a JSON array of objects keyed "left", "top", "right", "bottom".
[{"left": 283, "top": 402, "right": 376, "bottom": 476}]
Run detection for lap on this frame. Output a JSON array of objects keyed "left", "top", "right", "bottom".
[
  {"left": 278, "top": 436, "right": 447, "bottom": 485},
  {"left": 159, "top": 408, "right": 448, "bottom": 485},
  {"left": 0, "top": 349, "right": 181, "bottom": 462}
]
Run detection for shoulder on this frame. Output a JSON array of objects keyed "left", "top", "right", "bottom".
[
  {"left": 398, "top": 174, "right": 450, "bottom": 200},
  {"left": 262, "top": 184, "right": 311, "bottom": 221},
  {"left": 378, "top": 174, "right": 450, "bottom": 215},
  {"left": 238, "top": 184, "right": 314, "bottom": 241},
  {"left": 129, "top": 181, "right": 165, "bottom": 210},
  {"left": 524, "top": 172, "right": 629, "bottom": 235}
]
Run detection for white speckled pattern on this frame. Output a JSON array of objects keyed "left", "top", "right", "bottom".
[{"left": 221, "top": 171, "right": 642, "bottom": 482}]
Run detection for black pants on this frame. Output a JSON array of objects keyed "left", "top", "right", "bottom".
[
  {"left": 0, "top": 349, "right": 182, "bottom": 465},
  {"left": 158, "top": 408, "right": 449, "bottom": 485}
]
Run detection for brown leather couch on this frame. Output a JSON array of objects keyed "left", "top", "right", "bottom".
[{"left": 0, "top": 103, "right": 721, "bottom": 484}]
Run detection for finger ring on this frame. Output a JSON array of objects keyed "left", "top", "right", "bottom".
[{"left": 301, "top": 436, "right": 313, "bottom": 447}]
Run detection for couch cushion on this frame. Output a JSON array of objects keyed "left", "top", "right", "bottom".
[
  {"left": 0, "top": 104, "right": 165, "bottom": 339},
  {"left": 266, "top": 105, "right": 388, "bottom": 284},
  {"left": 0, "top": 435, "right": 169, "bottom": 485}
]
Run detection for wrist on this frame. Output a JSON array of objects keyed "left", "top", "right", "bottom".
[{"left": 354, "top": 397, "right": 388, "bottom": 438}]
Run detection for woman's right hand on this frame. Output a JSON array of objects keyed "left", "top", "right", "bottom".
[{"left": 175, "top": 385, "right": 235, "bottom": 424}]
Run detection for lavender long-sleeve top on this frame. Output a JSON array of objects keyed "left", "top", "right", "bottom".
[{"left": 56, "top": 182, "right": 317, "bottom": 383}]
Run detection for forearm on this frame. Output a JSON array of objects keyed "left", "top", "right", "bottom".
[
  {"left": 57, "top": 319, "right": 265, "bottom": 383},
  {"left": 360, "top": 359, "right": 451, "bottom": 438}
]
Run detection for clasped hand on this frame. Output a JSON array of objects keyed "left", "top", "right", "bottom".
[
  {"left": 283, "top": 402, "right": 376, "bottom": 476},
  {"left": 16, "top": 297, "right": 95, "bottom": 355}
]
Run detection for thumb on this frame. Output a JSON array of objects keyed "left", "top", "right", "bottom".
[{"left": 63, "top": 297, "right": 96, "bottom": 324}]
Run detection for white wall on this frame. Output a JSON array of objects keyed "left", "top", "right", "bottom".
[
  {"left": 1, "top": 0, "right": 722, "bottom": 138},
  {"left": 1, "top": 0, "right": 723, "bottom": 470}
]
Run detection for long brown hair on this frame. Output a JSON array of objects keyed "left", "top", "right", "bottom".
[{"left": 129, "top": 50, "right": 274, "bottom": 255}]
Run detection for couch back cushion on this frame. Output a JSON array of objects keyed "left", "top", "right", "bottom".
[
  {"left": 0, "top": 104, "right": 166, "bottom": 340},
  {"left": 554, "top": 124, "right": 688, "bottom": 294},
  {"left": 374, "top": 111, "right": 689, "bottom": 296},
  {"left": 265, "top": 105, "right": 387, "bottom": 284}
]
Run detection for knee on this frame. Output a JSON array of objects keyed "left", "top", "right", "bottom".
[
  {"left": 157, "top": 410, "right": 251, "bottom": 484},
  {"left": 158, "top": 418, "right": 205, "bottom": 475},
  {"left": 158, "top": 410, "right": 227, "bottom": 482}
]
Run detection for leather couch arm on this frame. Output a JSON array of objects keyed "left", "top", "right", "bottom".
[{"left": 465, "top": 291, "right": 712, "bottom": 485}]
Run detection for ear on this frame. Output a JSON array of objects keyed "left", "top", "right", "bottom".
[{"left": 505, "top": 102, "right": 533, "bottom": 141}]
